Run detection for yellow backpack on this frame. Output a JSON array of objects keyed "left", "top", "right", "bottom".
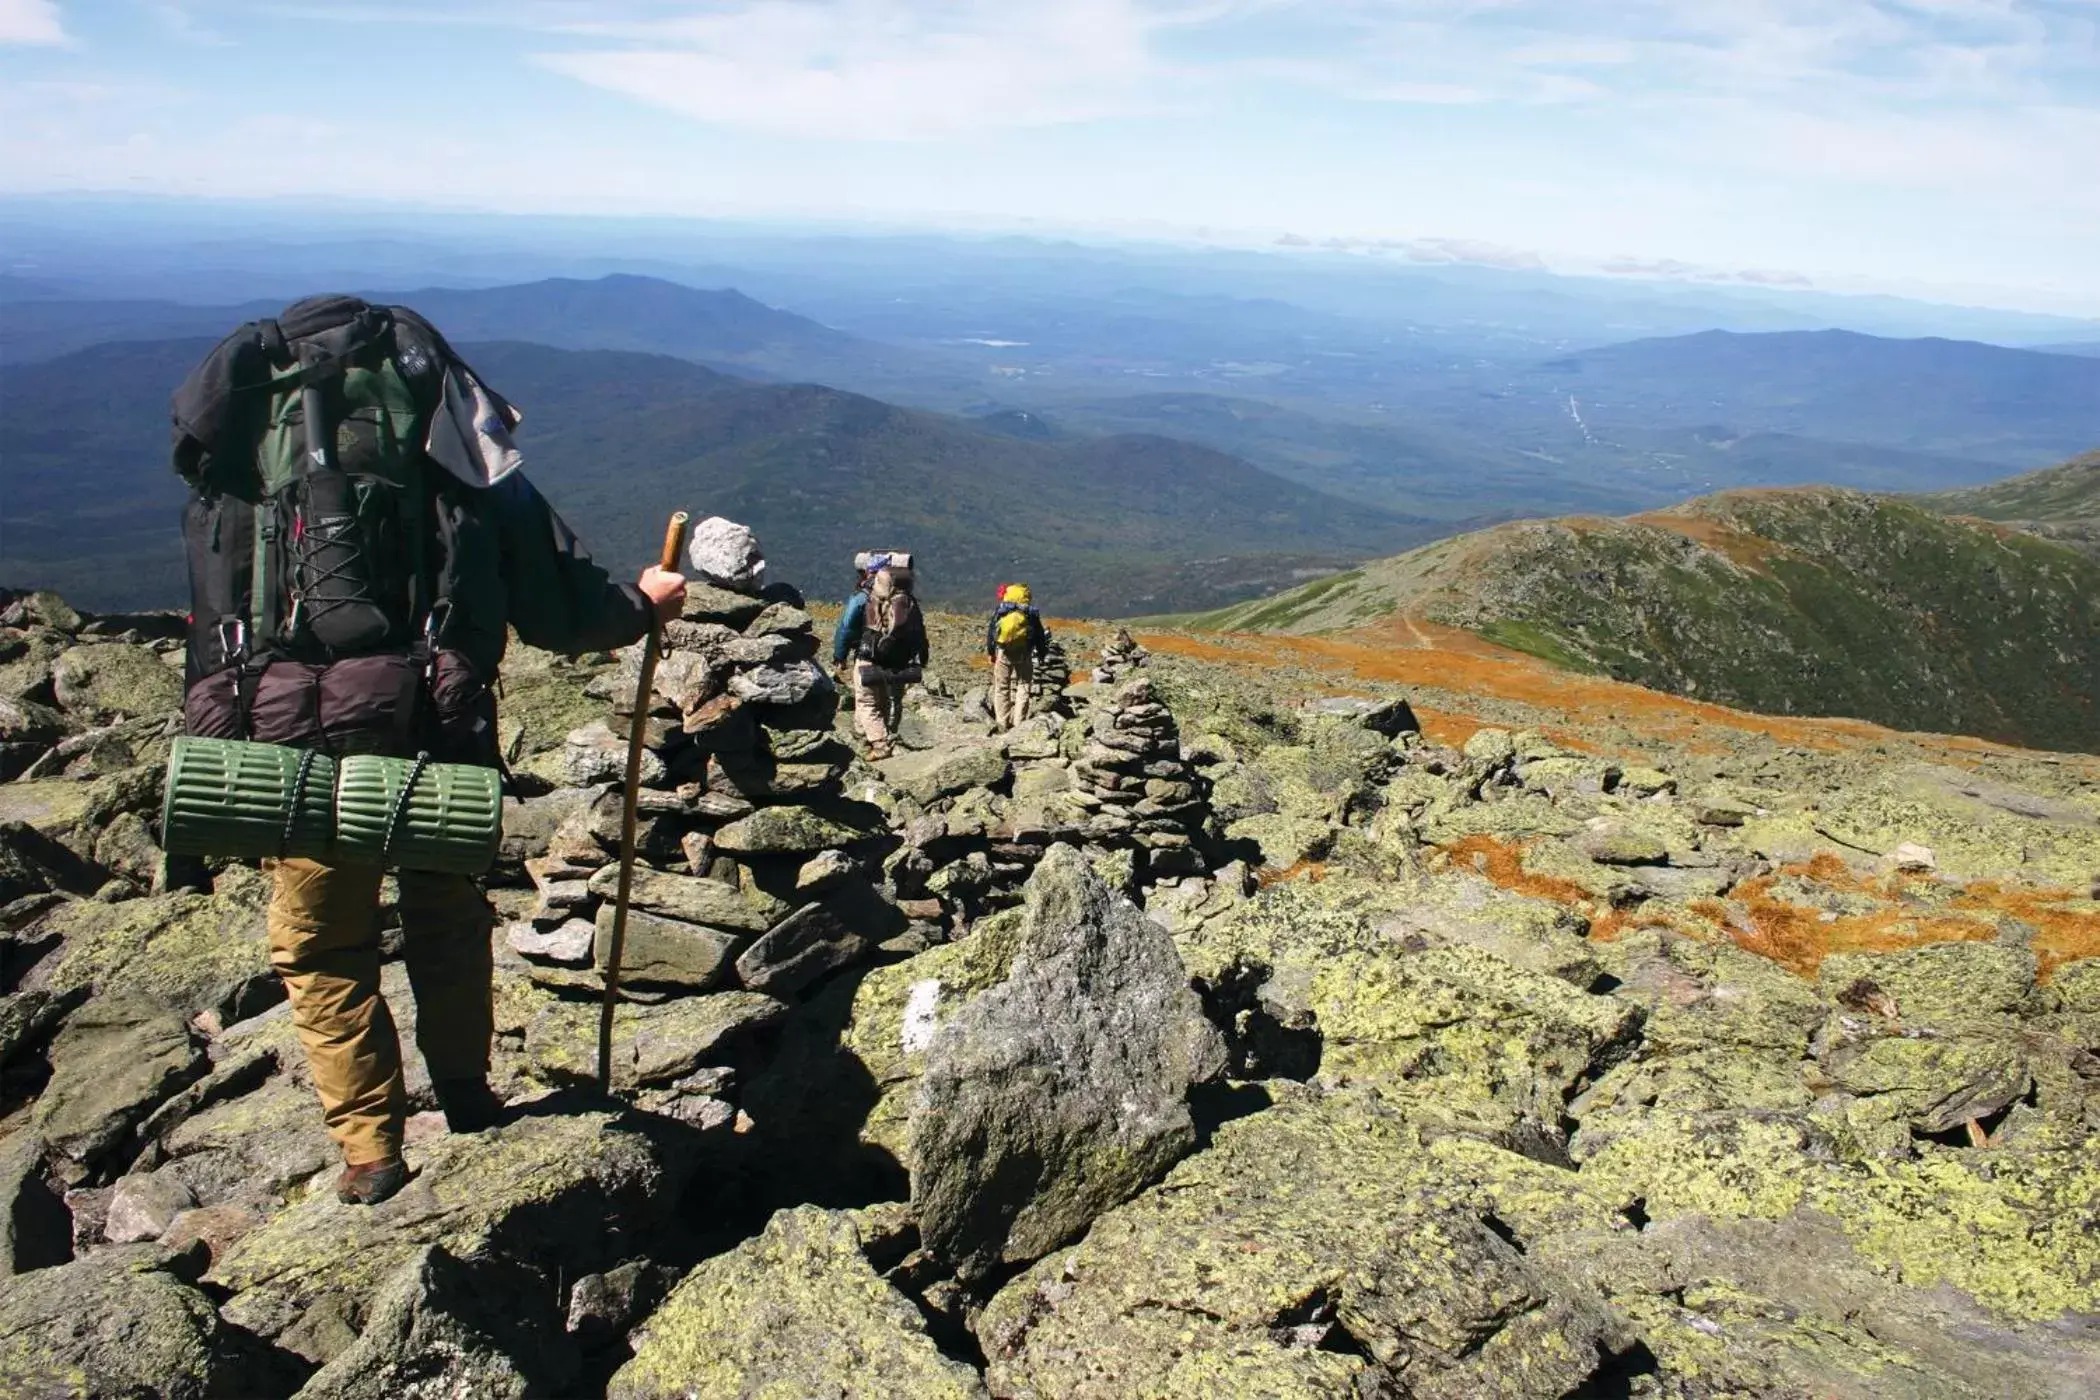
[{"left": 995, "top": 608, "right": 1031, "bottom": 648}]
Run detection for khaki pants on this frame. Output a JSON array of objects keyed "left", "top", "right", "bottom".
[
  {"left": 267, "top": 858, "right": 494, "bottom": 1166},
  {"left": 853, "top": 664, "right": 905, "bottom": 754},
  {"left": 992, "top": 647, "right": 1034, "bottom": 731}
]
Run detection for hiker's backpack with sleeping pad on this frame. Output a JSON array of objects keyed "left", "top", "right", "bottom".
[
  {"left": 860, "top": 568, "right": 925, "bottom": 670},
  {"left": 995, "top": 607, "right": 1031, "bottom": 649},
  {"left": 173, "top": 298, "right": 500, "bottom": 765}
]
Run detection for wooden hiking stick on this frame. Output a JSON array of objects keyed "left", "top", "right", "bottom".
[{"left": 597, "top": 510, "right": 691, "bottom": 1094}]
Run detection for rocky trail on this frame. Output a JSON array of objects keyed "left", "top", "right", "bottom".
[{"left": 2, "top": 564, "right": 2099, "bottom": 1398}]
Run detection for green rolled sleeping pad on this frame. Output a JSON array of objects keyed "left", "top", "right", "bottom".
[
  {"left": 162, "top": 737, "right": 338, "bottom": 863},
  {"left": 334, "top": 752, "right": 504, "bottom": 875},
  {"left": 161, "top": 737, "right": 503, "bottom": 874}
]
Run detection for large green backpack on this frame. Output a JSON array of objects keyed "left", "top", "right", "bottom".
[{"left": 175, "top": 300, "right": 485, "bottom": 759}]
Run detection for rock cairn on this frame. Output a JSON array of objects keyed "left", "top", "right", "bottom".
[
  {"left": 886, "top": 676, "right": 1223, "bottom": 933},
  {"left": 1032, "top": 629, "right": 1073, "bottom": 711},
  {"left": 1091, "top": 627, "right": 1148, "bottom": 685},
  {"left": 1071, "top": 678, "right": 1210, "bottom": 878},
  {"left": 516, "top": 522, "right": 889, "bottom": 1118}
]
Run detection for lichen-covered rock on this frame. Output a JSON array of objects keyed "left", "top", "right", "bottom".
[
  {"left": 909, "top": 845, "right": 1226, "bottom": 1279},
  {"left": 0, "top": 1244, "right": 269, "bottom": 1398},
  {"left": 104, "top": 1166, "right": 198, "bottom": 1243},
  {"left": 734, "top": 901, "right": 869, "bottom": 997},
  {"left": 29, "top": 884, "right": 278, "bottom": 1020},
  {"left": 594, "top": 906, "right": 741, "bottom": 990},
  {"left": 50, "top": 641, "right": 182, "bottom": 718},
  {"left": 1817, "top": 940, "right": 2038, "bottom": 1026},
  {"left": 907, "top": 746, "right": 1011, "bottom": 806},
  {"left": 737, "top": 909, "right": 1031, "bottom": 1174},
  {"left": 587, "top": 862, "right": 787, "bottom": 933},
  {"left": 0, "top": 1133, "right": 72, "bottom": 1276},
  {"left": 33, "top": 993, "right": 207, "bottom": 1184},
  {"left": 293, "top": 1244, "right": 579, "bottom": 1400},
  {"left": 981, "top": 1092, "right": 1630, "bottom": 1400},
  {"left": 211, "top": 1110, "right": 693, "bottom": 1357},
  {"left": 1224, "top": 812, "right": 1333, "bottom": 869},
  {"left": 713, "top": 804, "right": 866, "bottom": 855},
  {"left": 609, "top": 1206, "right": 985, "bottom": 1400},
  {"left": 1183, "top": 877, "right": 1639, "bottom": 1125},
  {"left": 563, "top": 718, "right": 667, "bottom": 787},
  {"left": 156, "top": 1072, "right": 338, "bottom": 1210},
  {"left": 527, "top": 992, "right": 784, "bottom": 1089}
]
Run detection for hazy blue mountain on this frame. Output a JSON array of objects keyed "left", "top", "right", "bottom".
[
  {"left": 0, "top": 337, "right": 1430, "bottom": 616},
  {"left": 2039, "top": 342, "right": 2100, "bottom": 358},
  {"left": 1526, "top": 329, "right": 2100, "bottom": 465},
  {"left": 7, "top": 193, "right": 2098, "bottom": 352},
  {"left": 1026, "top": 388, "right": 2017, "bottom": 521}
]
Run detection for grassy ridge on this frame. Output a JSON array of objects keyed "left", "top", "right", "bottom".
[{"left": 1191, "top": 485, "right": 2100, "bottom": 752}]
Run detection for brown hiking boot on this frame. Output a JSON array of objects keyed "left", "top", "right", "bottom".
[
  {"left": 433, "top": 1077, "right": 506, "bottom": 1133},
  {"left": 335, "top": 1158, "right": 409, "bottom": 1206}
]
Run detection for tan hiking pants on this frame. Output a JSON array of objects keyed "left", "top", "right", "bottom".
[
  {"left": 853, "top": 664, "right": 904, "bottom": 752},
  {"left": 266, "top": 858, "right": 494, "bottom": 1166},
  {"left": 992, "top": 647, "right": 1034, "bottom": 731}
]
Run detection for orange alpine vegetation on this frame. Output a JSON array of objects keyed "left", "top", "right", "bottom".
[{"left": 1436, "top": 836, "right": 2099, "bottom": 980}]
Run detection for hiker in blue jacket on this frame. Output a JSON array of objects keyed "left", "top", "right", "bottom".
[{"left": 833, "top": 552, "right": 922, "bottom": 758}]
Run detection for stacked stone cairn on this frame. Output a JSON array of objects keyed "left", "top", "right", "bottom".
[
  {"left": 1031, "top": 628, "right": 1074, "bottom": 711},
  {"left": 1091, "top": 626, "right": 1149, "bottom": 685},
  {"left": 1071, "top": 678, "right": 1210, "bottom": 879},
  {"left": 887, "top": 675, "right": 1233, "bottom": 934},
  {"left": 510, "top": 520, "right": 893, "bottom": 1119}
]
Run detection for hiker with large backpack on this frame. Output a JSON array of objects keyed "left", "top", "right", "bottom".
[
  {"left": 986, "top": 582, "right": 1046, "bottom": 732},
  {"left": 169, "top": 295, "right": 686, "bottom": 1206},
  {"left": 831, "top": 552, "right": 925, "bottom": 759}
]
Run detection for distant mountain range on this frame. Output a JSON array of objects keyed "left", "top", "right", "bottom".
[
  {"left": 0, "top": 274, "right": 986, "bottom": 402},
  {"left": 2040, "top": 342, "right": 2100, "bottom": 359},
  {"left": 7, "top": 272, "right": 2100, "bottom": 630},
  {"left": 0, "top": 337, "right": 1429, "bottom": 617},
  {"left": 1190, "top": 477, "right": 2100, "bottom": 752},
  {"left": 1527, "top": 329, "right": 2100, "bottom": 466}
]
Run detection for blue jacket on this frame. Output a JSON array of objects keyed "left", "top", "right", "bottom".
[
  {"left": 987, "top": 603, "right": 1045, "bottom": 658},
  {"left": 832, "top": 590, "right": 868, "bottom": 665}
]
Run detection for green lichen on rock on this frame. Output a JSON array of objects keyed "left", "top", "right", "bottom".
[
  {"left": 713, "top": 805, "right": 868, "bottom": 855},
  {"left": 1805, "top": 1128, "right": 2100, "bottom": 1322},
  {"left": 50, "top": 642, "right": 182, "bottom": 719},
  {"left": 1223, "top": 812, "right": 1333, "bottom": 869},
  {"left": 33, "top": 888, "right": 275, "bottom": 1019},
  {"left": 525, "top": 991, "right": 783, "bottom": 1090},
  {"left": 609, "top": 1206, "right": 986, "bottom": 1400},
  {"left": 1817, "top": 940, "right": 2037, "bottom": 1027},
  {"left": 980, "top": 1092, "right": 1628, "bottom": 1400},
  {"left": 211, "top": 1110, "right": 687, "bottom": 1350},
  {"left": 1181, "top": 875, "right": 1638, "bottom": 1120},
  {"left": 0, "top": 1244, "right": 258, "bottom": 1399}
]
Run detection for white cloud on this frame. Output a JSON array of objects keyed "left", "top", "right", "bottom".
[
  {"left": 533, "top": 0, "right": 1191, "bottom": 140},
  {"left": 0, "top": 0, "right": 66, "bottom": 45}
]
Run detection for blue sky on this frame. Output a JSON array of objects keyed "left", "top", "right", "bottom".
[{"left": 2, "top": 1, "right": 2097, "bottom": 312}]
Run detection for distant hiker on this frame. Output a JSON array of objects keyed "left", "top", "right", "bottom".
[
  {"left": 833, "top": 551, "right": 926, "bottom": 759},
  {"left": 169, "top": 296, "right": 686, "bottom": 1207},
  {"left": 986, "top": 582, "right": 1046, "bottom": 732}
]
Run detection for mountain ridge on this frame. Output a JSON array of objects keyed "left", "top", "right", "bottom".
[
  {"left": 1186, "top": 477, "right": 2100, "bottom": 751},
  {"left": 0, "top": 335, "right": 1429, "bottom": 617}
]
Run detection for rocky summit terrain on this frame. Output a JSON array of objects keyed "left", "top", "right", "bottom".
[
  {"left": 2, "top": 551, "right": 2099, "bottom": 1399},
  {"left": 1187, "top": 479, "right": 2100, "bottom": 754}
]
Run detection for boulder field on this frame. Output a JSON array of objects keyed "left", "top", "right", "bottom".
[{"left": 1, "top": 581, "right": 2097, "bottom": 1398}]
